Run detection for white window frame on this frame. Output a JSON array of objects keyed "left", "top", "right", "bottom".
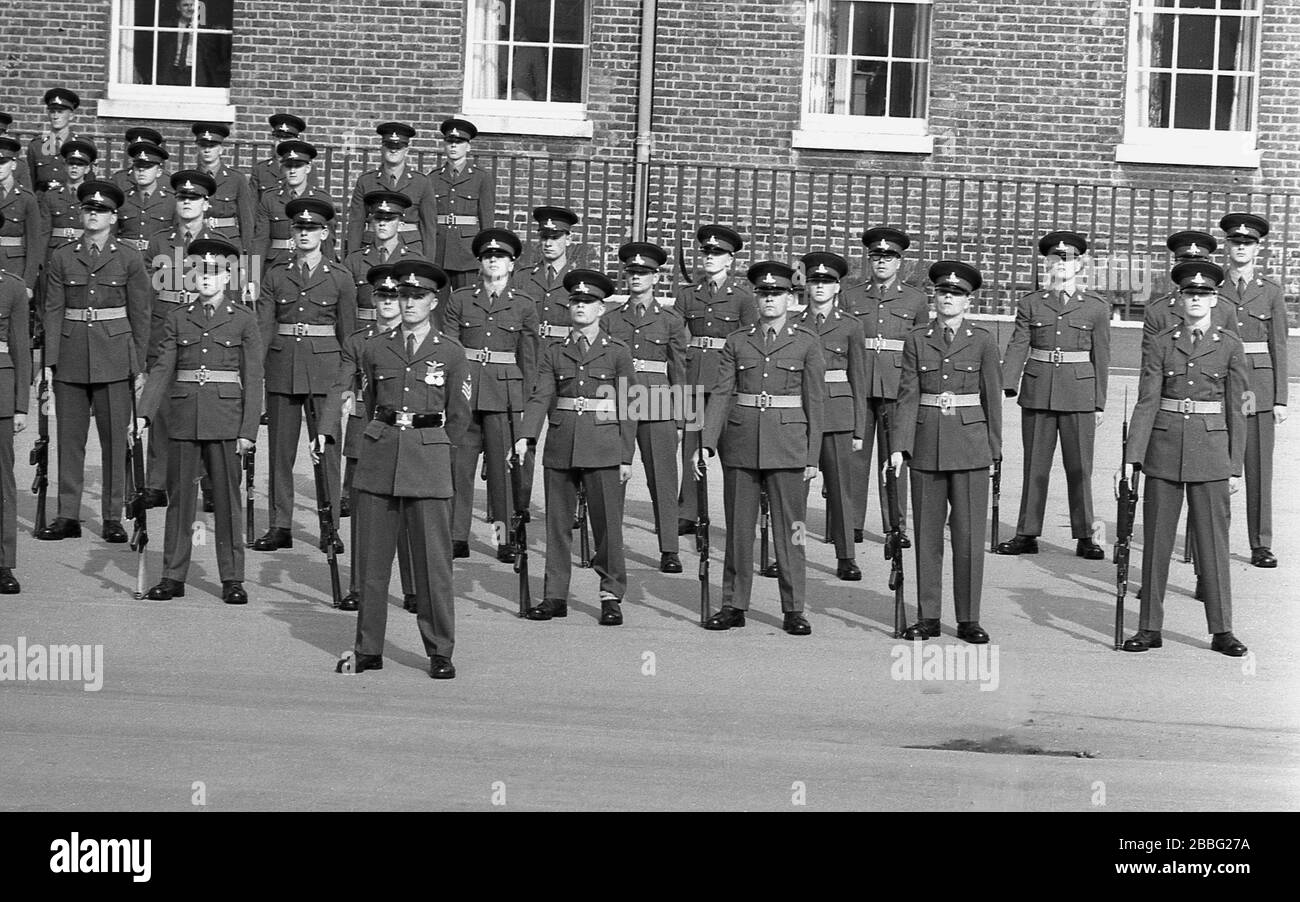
[
  {"left": 101, "top": 0, "right": 235, "bottom": 122},
  {"left": 794, "top": 0, "right": 934, "bottom": 154},
  {"left": 1116, "top": 0, "right": 1263, "bottom": 168},
  {"left": 461, "top": 0, "right": 593, "bottom": 139}
]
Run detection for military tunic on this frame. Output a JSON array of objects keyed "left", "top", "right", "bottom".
[
  {"left": 344, "top": 167, "right": 437, "bottom": 256},
  {"left": 1001, "top": 288, "right": 1111, "bottom": 540},
  {"left": 36, "top": 182, "right": 85, "bottom": 259},
  {"left": 0, "top": 180, "right": 41, "bottom": 288},
  {"left": 198, "top": 163, "right": 256, "bottom": 251},
  {"left": 249, "top": 156, "right": 321, "bottom": 198},
  {"left": 839, "top": 278, "right": 930, "bottom": 535},
  {"left": 604, "top": 296, "right": 689, "bottom": 554},
  {"left": 116, "top": 183, "right": 177, "bottom": 254},
  {"left": 0, "top": 271, "right": 32, "bottom": 568},
  {"left": 26, "top": 131, "right": 79, "bottom": 192},
  {"left": 702, "top": 322, "right": 826, "bottom": 613},
  {"left": 1126, "top": 324, "right": 1249, "bottom": 634},
  {"left": 138, "top": 298, "right": 265, "bottom": 584},
  {"left": 429, "top": 162, "right": 495, "bottom": 285},
  {"left": 521, "top": 332, "right": 638, "bottom": 603},
  {"left": 253, "top": 185, "right": 338, "bottom": 268},
  {"left": 892, "top": 320, "right": 1003, "bottom": 623}
]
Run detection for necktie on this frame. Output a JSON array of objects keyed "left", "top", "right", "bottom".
[
  {"left": 579, "top": 335, "right": 590, "bottom": 355},
  {"left": 299, "top": 262, "right": 309, "bottom": 282},
  {"left": 637, "top": 303, "right": 647, "bottom": 318},
  {"left": 88, "top": 243, "right": 100, "bottom": 261},
  {"left": 379, "top": 246, "right": 389, "bottom": 263},
  {"left": 1238, "top": 278, "right": 1247, "bottom": 295},
  {"left": 816, "top": 313, "right": 825, "bottom": 328},
  {"left": 406, "top": 332, "right": 416, "bottom": 359},
  {"left": 765, "top": 327, "right": 776, "bottom": 348},
  {"left": 943, "top": 326, "right": 954, "bottom": 346},
  {"left": 389, "top": 173, "right": 398, "bottom": 190},
  {"left": 204, "top": 304, "right": 215, "bottom": 320},
  {"left": 547, "top": 265, "right": 556, "bottom": 283},
  {"left": 1192, "top": 328, "right": 1203, "bottom": 346}
]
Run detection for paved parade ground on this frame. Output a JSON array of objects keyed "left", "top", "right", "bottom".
[{"left": 1, "top": 371, "right": 1296, "bottom": 812}]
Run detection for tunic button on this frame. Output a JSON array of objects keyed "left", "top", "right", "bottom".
[
  {"left": 943, "top": 374, "right": 949, "bottom": 380},
  {"left": 762, "top": 373, "right": 768, "bottom": 377},
  {"left": 1188, "top": 363, "right": 1194, "bottom": 368},
  {"left": 579, "top": 380, "right": 584, "bottom": 386},
  {"left": 404, "top": 387, "right": 409, "bottom": 392},
  {"left": 298, "top": 307, "right": 304, "bottom": 311},
  {"left": 202, "top": 348, "right": 208, "bottom": 353},
  {"left": 406, "top": 367, "right": 411, "bottom": 372}
]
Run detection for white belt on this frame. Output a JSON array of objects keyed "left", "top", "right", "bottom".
[
  {"left": 919, "top": 392, "right": 980, "bottom": 409},
  {"left": 825, "top": 369, "right": 848, "bottom": 383},
  {"left": 1028, "top": 348, "right": 1090, "bottom": 364},
  {"left": 443, "top": 214, "right": 479, "bottom": 226},
  {"left": 397, "top": 222, "right": 419, "bottom": 233},
  {"left": 538, "top": 323, "right": 570, "bottom": 339},
  {"left": 120, "top": 237, "right": 150, "bottom": 251},
  {"left": 0, "top": 237, "right": 24, "bottom": 248},
  {"left": 207, "top": 216, "right": 238, "bottom": 229},
  {"left": 736, "top": 392, "right": 800, "bottom": 409},
  {"left": 1160, "top": 398, "right": 1223, "bottom": 414},
  {"left": 554, "top": 397, "right": 616, "bottom": 414},
  {"left": 177, "top": 367, "right": 241, "bottom": 385},
  {"left": 357, "top": 308, "right": 377, "bottom": 321},
  {"left": 464, "top": 348, "right": 516, "bottom": 365},
  {"left": 633, "top": 359, "right": 668, "bottom": 374},
  {"left": 269, "top": 239, "right": 293, "bottom": 249},
  {"left": 64, "top": 307, "right": 128, "bottom": 322},
  {"left": 51, "top": 227, "right": 83, "bottom": 239},
  {"left": 1241, "top": 341, "right": 1270, "bottom": 355},
  {"left": 864, "top": 336, "right": 904, "bottom": 352},
  {"left": 689, "top": 336, "right": 727, "bottom": 350},
  {"left": 277, "top": 323, "right": 335, "bottom": 337},
  {"left": 156, "top": 290, "right": 188, "bottom": 304}
]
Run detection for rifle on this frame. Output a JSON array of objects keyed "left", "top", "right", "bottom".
[
  {"left": 243, "top": 444, "right": 255, "bottom": 545},
  {"left": 303, "top": 394, "right": 344, "bottom": 608},
  {"left": 576, "top": 482, "right": 591, "bottom": 568},
  {"left": 29, "top": 346, "right": 50, "bottom": 536},
  {"left": 125, "top": 379, "right": 148, "bottom": 599},
  {"left": 674, "top": 230, "right": 692, "bottom": 288},
  {"left": 759, "top": 488, "right": 774, "bottom": 577},
  {"left": 1182, "top": 522, "right": 1194, "bottom": 565},
  {"left": 506, "top": 400, "right": 531, "bottom": 617},
  {"left": 882, "top": 411, "right": 906, "bottom": 638},
  {"left": 1114, "top": 389, "right": 1140, "bottom": 651},
  {"left": 696, "top": 446, "right": 710, "bottom": 624},
  {"left": 989, "top": 458, "right": 1002, "bottom": 552}
]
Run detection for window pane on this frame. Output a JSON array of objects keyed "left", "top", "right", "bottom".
[
  {"left": 889, "top": 61, "right": 924, "bottom": 117},
  {"left": 552, "top": 47, "right": 583, "bottom": 102},
  {"left": 852, "top": 2, "right": 890, "bottom": 58},
  {"left": 1180, "top": 0, "right": 1216, "bottom": 9},
  {"left": 829, "top": 1, "right": 852, "bottom": 55},
  {"left": 119, "top": 0, "right": 232, "bottom": 88},
  {"left": 1172, "top": 72, "right": 1212, "bottom": 127},
  {"left": 1220, "top": 16, "right": 1256, "bottom": 70},
  {"left": 1146, "top": 71, "right": 1172, "bottom": 127},
  {"left": 554, "top": 0, "right": 584, "bottom": 43},
  {"left": 852, "top": 59, "right": 888, "bottom": 116},
  {"left": 1175, "top": 12, "right": 1215, "bottom": 69},
  {"left": 514, "top": 0, "right": 549, "bottom": 42},
  {"left": 511, "top": 45, "right": 547, "bottom": 100},
  {"left": 1216, "top": 74, "right": 1252, "bottom": 130},
  {"left": 1149, "top": 13, "right": 1174, "bottom": 68}
]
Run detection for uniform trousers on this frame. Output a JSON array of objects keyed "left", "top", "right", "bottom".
[
  {"left": 1244, "top": 412, "right": 1274, "bottom": 550},
  {"left": 145, "top": 396, "right": 171, "bottom": 493},
  {"left": 720, "top": 466, "right": 807, "bottom": 612},
  {"left": 543, "top": 466, "right": 626, "bottom": 601},
  {"left": 818, "top": 430, "right": 855, "bottom": 558},
  {"left": 452, "top": 409, "right": 533, "bottom": 543},
  {"left": 353, "top": 490, "right": 455, "bottom": 660},
  {"left": 343, "top": 446, "right": 413, "bottom": 597},
  {"left": 1016, "top": 408, "right": 1095, "bottom": 539},
  {"left": 910, "top": 466, "right": 988, "bottom": 622},
  {"left": 162, "top": 438, "right": 243, "bottom": 582},
  {"left": 678, "top": 398, "right": 710, "bottom": 522},
  {"left": 629, "top": 419, "right": 679, "bottom": 554},
  {"left": 266, "top": 392, "right": 340, "bottom": 531},
  {"left": 1138, "top": 476, "right": 1232, "bottom": 634},
  {"left": 852, "top": 397, "right": 907, "bottom": 534},
  {"left": 0, "top": 417, "right": 14, "bottom": 567},
  {"left": 54, "top": 378, "right": 130, "bottom": 522}
]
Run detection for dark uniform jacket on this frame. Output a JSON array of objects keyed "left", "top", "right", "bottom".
[
  {"left": 36, "top": 182, "right": 85, "bottom": 259},
  {"left": 839, "top": 278, "right": 930, "bottom": 399},
  {"left": 430, "top": 163, "right": 495, "bottom": 273},
  {"left": 320, "top": 327, "right": 470, "bottom": 499},
  {"left": 703, "top": 322, "right": 826, "bottom": 470},
  {"left": 144, "top": 223, "right": 235, "bottom": 362},
  {"left": 257, "top": 258, "right": 357, "bottom": 397},
  {"left": 511, "top": 256, "right": 586, "bottom": 340},
  {"left": 893, "top": 320, "right": 1003, "bottom": 471},
  {"left": 0, "top": 181, "right": 41, "bottom": 287},
  {"left": 1143, "top": 287, "right": 1234, "bottom": 345},
  {"left": 26, "top": 131, "right": 80, "bottom": 192},
  {"left": 603, "top": 297, "right": 689, "bottom": 423},
  {"left": 442, "top": 283, "right": 539, "bottom": 412},
  {"left": 253, "top": 185, "right": 338, "bottom": 266},
  {"left": 344, "top": 240, "right": 417, "bottom": 311},
  {"left": 0, "top": 271, "right": 32, "bottom": 417},
  {"left": 1218, "top": 274, "right": 1289, "bottom": 409},
  {"left": 522, "top": 332, "right": 638, "bottom": 469},
  {"left": 117, "top": 184, "right": 177, "bottom": 252},
  {"left": 200, "top": 164, "right": 256, "bottom": 249},
  {"left": 139, "top": 298, "right": 265, "bottom": 442},
  {"left": 1127, "top": 324, "right": 1249, "bottom": 483},
  {"left": 797, "top": 306, "right": 867, "bottom": 438},
  {"left": 344, "top": 167, "right": 437, "bottom": 255},
  {"left": 249, "top": 157, "right": 321, "bottom": 198},
  {"left": 43, "top": 238, "right": 151, "bottom": 383},
  {"left": 1002, "top": 288, "right": 1111, "bottom": 412},
  {"left": 677, "top": 275, "right": 759, "bottom": 391}
]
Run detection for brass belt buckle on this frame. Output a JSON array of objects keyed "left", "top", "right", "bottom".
[
  {"left": 83, "top": 308, "right": 98, "bottom": 322},
  {"left": 1179, "top": 397, "right": 1194, "bottom": 414},
  {"left": 195, "top": 366, "right": 210, "bottom": 386},
  {"left": 1050, "top": 348, "right": 1064, "bottom": 364},
  {"left": 293, "top": 322, "right": 309, "bottom": 336},
  {"left": 572, "top": 397, "right": 588, "bottom": 415},
  {"left": 757, "top": 391, "right": 771, "bottom": 410},
  {"left": 396, "top": 410, "right": 414, "bottom": 428},
  {"left": 937, "top": 391, "right": 955, "bottom": 411},
  {"left": 471, "top": 348, "right": 490, "bottom": 364}
]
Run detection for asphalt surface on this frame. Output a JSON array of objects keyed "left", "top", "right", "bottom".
[{"left": 1, "top": 373, "right": 1296, "bottom": 811}]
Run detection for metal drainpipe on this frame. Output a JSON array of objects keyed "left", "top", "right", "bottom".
[{"left": 631, "top": 0, "right": 657, "bottom": 243}]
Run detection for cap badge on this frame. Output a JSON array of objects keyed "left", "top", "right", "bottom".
[
  {"left": 944, "top": 273, "right": 960, "bottom": 285},
  {"left": 574, "top": 281, "right": 589, "bottom": 295},
  {"left": 89, "top": 191, "right": 105, "bottom": 205},
  {"left": 1235, "top": 224, "right": 1251, "bottom": 236},
  {"left": 403, "top": 273, "right": 420, "bottom": 285},
  {"left": 485, "top": 239, "right": 500, "bottom": 251},
  {"left": 874, "top": 240, "right": 889, "bottom": 251},
  {"left": 377, "top": 201, "right": 393, "bottom": 213},
  {"left": 814, "top": 264, "right": 829, "bottom": 275},
  {"left": 1191, "top": 273, "right": 1208, "bottom": 286},
  {"left": 761, "top": 273, "right": 776, "bottom": 285},
  {"left": 543, "top": 219, "right": 556, "bottom": 230},
  {"left": 632, "top": 254, "right": 646, "bottom": 267},
  {"left": 380, "top": 276, "right": 398, "bottom": 290},
  {"left": 181, "top": 180, "right": 195, "bottom": 192},
  {"left": 1056, "top": 241, "right": 1069, "bottom": 254},
  {"left": 704, "top": 236, "right": 721, "bottom": 248},
  {"left": 296, "top": 211, "right": 312, "bottom": 222}
]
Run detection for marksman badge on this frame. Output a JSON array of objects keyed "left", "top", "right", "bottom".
[{"left": 426, "top": 361, "right": 446, "bottom": 387}]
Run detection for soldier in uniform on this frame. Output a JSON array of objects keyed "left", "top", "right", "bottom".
[
  {"left": 997, "top": 231, "right": 1110, "bottom": 559},
  {"left": 322, "top": 258, "right": 467, "bottom": 679},
  {"left": 135, "top": 237, "right": 263, "bottom": 605},
  {"left": 26, "top": 88, "right": 79, "bottom": 193},
  {"left": 252, "top": 197, "right": 356, "bottom": 550},
  {"left": 37, "top": 140, "right": 97, "bottom": 259},
  {"left": 117, "top": 142, "right": 176, "bottom": 255},
  {"left": 443, "top": 228, "right": 538, "bottom": 563},
  {"left": 345, "top": 122, "right": 436, "bottom": 257},
  {"left": 797, "top": 251, "right": 867, "bottom": 580},
  {"left": 515, "top": 270, "right": 635, "bottom": 626},
  {"left": 334, "top": 264, "right": 417, "bottom": 613},
  {"left": 248, "top": 114, "right": 316, "bottom": 197},
  {"left": 698, "top": 261, "right": 825, "bottom": 635},
  {"left": 0, "top": 235, "right": 31, "bottom": 593},
  {"left": 140, "top": 169, "right": 231, "bottom": 507},
  {"left": 1143, "top": 231, "right": 1231, "bottom": 351},
  {"left": 191, "top": 122, "right": 255, "bottom": 252},
  {"left": 889, "top": 261, "right": 1002, "bottom": 644},
  {"left": 676, "top": 225, "right": 758, "bottom": 535},
  {"left": 0, "top": 113, "right": 32, "bottom": 192},
  {"left": 1217, "top": 213, "right": 1287, "bottom": 569},
  {"left": 36, "top": 180, "right": 151, "bottom": 543},
  {"left": 604, "top": 241, "right": 689, "bottom": 573},
  {"left": 512, "top": 205, "right": 589, "bottom": 337},
  {"left": 0, "top": 136, "right": 41, "bottom": 297},
  {"left": 430, "top": 118, "right": 495, "bottom": 290},
  {"left": 109, "top": 127, "right": 167, "bottom": 192},
  {"left": 841, "top": 227, "right": 930, "bottom": 545},
  {"left": 1121, "top": 261, "right": 1249, "bottom": 657},
  {"left": 253, "top": 140, "right": 337, "bottom": 269}
]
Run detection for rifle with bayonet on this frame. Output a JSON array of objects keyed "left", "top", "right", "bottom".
[
  {"left": 506, "top": 399, "right": 531, "bottom": 616},
  {"left": 304, "top": 393, "right": 344, "bottom": 608},
  {"left": 576, "top": 482, "right": 591, "bottom": 568},
  {"left": 696, "top": 445, "right": 710, "bottom": 624},
  {"left": 989, "top": 458, "right": 1002, "bottom": 552},
  {"left": 125, "top": 378, "right": 148, "bottom": 599},
  {"left": 882, "top": 410, "right": 906, "bottom": 638},
  {"left": 30, "top": 346, "right": 50, "bottom": 535},
  {"left": 1114, "top": 389, "right": 1140, "bottom": 651},
  {"left": 243, "top": 444, "right": 255, "bottom": 545},
  {"left": 759, "top": 488, "right": 777, "bottom": 577}
]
